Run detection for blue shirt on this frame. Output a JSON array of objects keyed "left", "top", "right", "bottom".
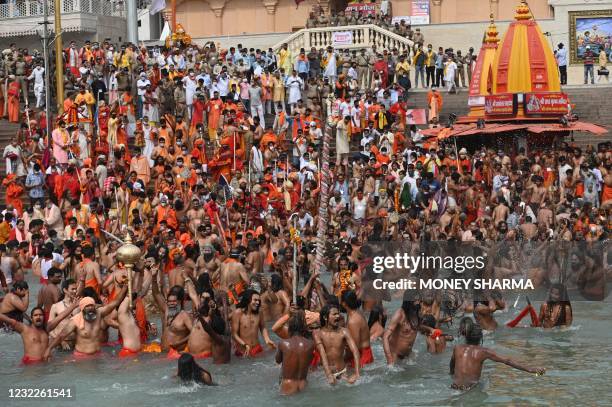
[{"left": 25, "top": 171, "right": 45, "bottom": 199}]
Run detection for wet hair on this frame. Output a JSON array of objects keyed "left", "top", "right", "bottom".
[
  {"left": 401, "top": 300, "right": 421, "bottom": 329},
  {"left": 209, "top": 310, "right": 226, "bottom": 335},
  {"left": 465, "top": 323, "right": 484, "bottom": 345},
  {"left": 270, "top": 274, "right": 283, "bottom": 292},
  {"left": 12, "top": 281, "right": 28, "bottom": 291},
  {"left": 237, "top": 289, "right": 258, "bottom": 309},
  {"left": 30, "top": 306, "right": 44, "bottom": 318},
  {"left": 295, "top": 295, "right": 306, "bottom": 310},
  {"left": 288, "top": 310, "right": 307, "bottom": 337},
  {"left": 177, "top": 353, "right": 210, "bottom": 385},
  {"left": 168, "top": 285, "right": 185, "bottom": 302},
  {"left": 341, "top": 290, "right": 361, "bottom": 310},
  {"left": 48, "top": 267, "right": 63, "bottom": 278},
  {"left": 367, "top": 304, "right": 387, "bottom": 329},
  {"left": 458, "top": 316, "right": 474, "bottom": 338},
  {"left": 196, "top": 273, "right": 214, "bottom": 298},
  {"left": 319, "top": 303, "right": 338, "bottom": 327},
  {"left": 82, "top": 245, "right": 94, "bottom": 258},
  {"left": 421, "top": 314, "right": 437, "bottom": 329},
  {"left": 548, "top": 283, "right": 570, "bottom": 303},
  {"left": 82, "top": 287, "right": 102, "bottom": 304}
]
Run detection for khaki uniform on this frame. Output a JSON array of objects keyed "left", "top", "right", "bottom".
[{"left": 356, "top": 54, "right": 371, "bottom": 88}]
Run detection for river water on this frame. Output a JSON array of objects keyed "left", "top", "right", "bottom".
[{"left": 1, "top": 275, "right": 611, "bottom": 407}]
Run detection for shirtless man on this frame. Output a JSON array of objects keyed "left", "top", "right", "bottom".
[
  {"left": 450, "top": 323, "right": 545, "bottom": 390},
  {"left": 187, "top": 198, "right": 206, "bottom": 234},
  {"left": 45, "top": 285, "right": 128, "bottom": 359},
  {"left": 0, "top": 304, "right": 78, "bottom": 364},
  {"left": 422, "top": 314, "right": 453, "bottom": 354},
  {"left": 341, "top": 290, "right": 373, "bottom": 367},
  {"left": 116, "top": 293, "right": 141, "bottom": 357},
  {"left": 168, "top": 250, "right": 187, "bottom": 288},
  {"left": 473, "top": 294, "right": 503, "bottom": 331},
  {"left": 0, "top": 281, "right": 29, "bottom": 328},
  {"left": 37, "top": 267, "right": 62, "bottom": 322},
  {"left": 315, "top": 304, "right": 360, "bottom": 384},
  {"left": 261, "top": 274, "right": 290, "bottom": 322},
  {"left": 193, "top": 296, "right": 232, "bottom": 364},
  {"left": 77, "top": 245, "right": 102, "bottom": 294},
  {"left": 383, "top": 300, "right": 426, "bottom": 364},
  {"left": 196, "top": 245, "right": 221, "bottom": 281},
  {"left": 187, "top": 288, "right": 214, "bottom": 359},
  {"left": 219, "top": 249, "right": 249, "bottom": 305},
  {"left": 231, "top": 289, "right": 276, "bottom": 357},
  {"left": 244, "top": 240, "right": 264, "bottom": 274},
  {"left": 152, "top": 270, "right": 193, "bottom": 355},
  {"left": 48, "top": 278, "right": 79, "bottom": 350},
  {"left": 276, "top": 310, "right": 314, "bottom": 395},
  {"left": 1, "top": 242, "right": 23, "bottom": 285},
  {"left": 539, "top": 284, "right": 572, "bottom": 328}
]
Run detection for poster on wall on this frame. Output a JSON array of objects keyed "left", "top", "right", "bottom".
[
  {"left": 411, "top": 0, "right": 430, "bottom": 25},
  {"left": 484, "top": 94, "right": 516, "bottom": 116},
  {"left": 524, "top": 92, "right": 569, "bottom": 115},
  {"left": 569, "top": 10, "right": 612, "bottom": 64},
  {"left": 332, "top": 31, "right": 354, "bottom": 47}
]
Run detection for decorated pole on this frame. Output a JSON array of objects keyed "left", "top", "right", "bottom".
[
  {"left": 289, "top": 214, "right": 300, "bottom": 304},
  {"left": 313, "top": 105, "right": 335, "bottom": 274},
  {"left": 116, "top": 233, "right": 141, "bottom": 309}
]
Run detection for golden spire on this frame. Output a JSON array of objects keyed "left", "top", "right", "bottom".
[
  {"left": 515, "top": 0, "right": 532, "bottom": 21},
  {"left": 485, "top": 13, "right": 499, "bottom": 44}
]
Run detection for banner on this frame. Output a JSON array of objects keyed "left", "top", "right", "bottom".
[
  {"left": 411, "top": 0, "right": 430, "bottom": 25},
  {"left": 406, "top": 109, "right": 427, "bottom": 125},
  {"left": 332, "top": 31, "right": 354, "bottom": 47},
  {"left": 392, "top": 16, "right": 412, "bottom": 25},
  {"left": 150, "top": 0, "right": 167, "bottom": 15},
  {"left": 484, "top": 94, "right": 516, "bottom": 116},
  {"left": 345, "top": 3, "right": 377, "bottom": 16},
  {"left": 524, "top": 92, "right": 569, "bottom": 115}
]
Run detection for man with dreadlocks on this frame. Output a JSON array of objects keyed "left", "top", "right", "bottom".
[
  {"left": 231, "top": 289, "right": 276, "bottom": 357},
  {"left": 275, "top": 309, "right": 314, "bottom": 395},
  {"left": 383, "top": 298, "right": 428, "bottom": 365},
  {"left": 450, "top": 319, "right": 545, "bottom": 390}
]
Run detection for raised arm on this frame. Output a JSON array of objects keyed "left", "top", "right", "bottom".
[
  {"left": 485, "top": 348, "right": 545, "bottom": 375},
  {"left": 151, "top": 267, "right": 167, "bottom": 313},
  {"left": 47, "top": 301, "right": 80, "bottom": 332},
  {"left": 99, "top": 285, "right": 128, "bottom": 317},
  {"left": 0, "top": 312, "right": 25, "bottom": 333}
]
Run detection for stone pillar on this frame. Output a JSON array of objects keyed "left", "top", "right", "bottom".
[
  {"left": 262, "top": 0, "right": 279, "bottom": 33},
  {"left": 432, "top": 0, "right": 442, "bottom": 24},
  {"left": 490, "top": 0, "right": 499, "bottom": 20},
  {"left": 205, "top": 0, "right": 227, "bottom": 35}
]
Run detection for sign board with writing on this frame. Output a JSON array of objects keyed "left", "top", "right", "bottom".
[
  {"left": 524, "top": 92, "right": 569, "bottom": 115},
  {"left": 484, "top": 94, "right": 516, "bottom": 116},
  {"left": 411, "top": 0, "right": 430, "bottom": 25},
  {"left": 392, "top": 16, "right": 412, "bottom": 25},
  {"left": 345, "top": 3, "right": 377, "bottom": 16},
  {"left": 332, "top": 31, "right": 354, "bottom": 47}
]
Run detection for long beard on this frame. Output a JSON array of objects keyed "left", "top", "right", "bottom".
[
  {"left": 203, "top": 253, "right": 214, "bottom": 262},
  {"left": 84, "top": 310, "right": 97, "bottom": 322}
]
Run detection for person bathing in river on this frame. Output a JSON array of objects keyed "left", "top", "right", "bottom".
[
  {"left": 450, "top": 321, "right": 545, "bottom": 391},
  {"left": 539, "top": 284, "right": 572, "bottom": 328},
  {"left": 275, "top": 309, "right": 314, "bottom": 395}
]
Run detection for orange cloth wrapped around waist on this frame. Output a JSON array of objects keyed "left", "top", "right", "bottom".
[
  {"left": 141, "top": 342, "right": 162, "bottom": 353},
  {"left": 73, "top": 350, "right": 101, "bottom": 358},
  {"left": 167, "top": 345, "right": 189, "bottom": 360},
  {"left": 118, "top": 347, "right": 141, "bottom": 358},
  {"left": 21, "top": 355, "right": 43, "bottom": 365},
  {"left": 192, "top": 351, "right": 212, "bottom": 359},
  {"left": 234, "top": 343, "right": 263, "bottom": 357},
  {"left": 227, "top": 281, "right": 246, "bottom": 305},
  {"left": 345, "top": 345, "right": 374, "bottom": 368},
  {"left": 85, "top": 277, "right": 100, "bottom": 295}
]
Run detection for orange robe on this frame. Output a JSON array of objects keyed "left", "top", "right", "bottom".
[
  {"left": 7, "top": 81, "right": 20, "bottom": 123},
  {"left": 6, "top": 183, "right": 24, "bottom": 215}
]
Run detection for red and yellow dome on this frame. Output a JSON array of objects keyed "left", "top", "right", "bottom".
[
  {"left": 492, "top": 0, "right": 560, "bottom": 94},
  {"left": 467, "top": 14, "right": 500, "bottom": 118}
]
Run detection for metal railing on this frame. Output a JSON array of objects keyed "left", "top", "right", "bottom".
[
  {"left": 0, "top": 0, "right": 126, "bottom": 20},
  {"left": 272, "top": 24, "right": 415, "bottom": 56}
]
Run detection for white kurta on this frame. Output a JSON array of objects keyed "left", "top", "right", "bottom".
[
  {"left": 286, "top": 76, "right": 303, "bottom": 105},
  {"left": 335, "top": 121, "right": 350, "bottom": 158},
  {"left": 143, "top": 126, "right": 155, "bottom": 167},
  {"left": 324, "top": 52, "right": 337, "bottom": 79}
]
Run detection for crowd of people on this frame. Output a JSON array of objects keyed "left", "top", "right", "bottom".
[{"left": 0, "top": 15, "right": 609, "bottom": 396}]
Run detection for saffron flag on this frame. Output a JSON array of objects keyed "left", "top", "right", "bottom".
[
  {"left": 150, "top": 0, "right": 167, "bottom": 15},
  {"left": 406, "top": 109, "right": 427, "bottom": 125}
]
